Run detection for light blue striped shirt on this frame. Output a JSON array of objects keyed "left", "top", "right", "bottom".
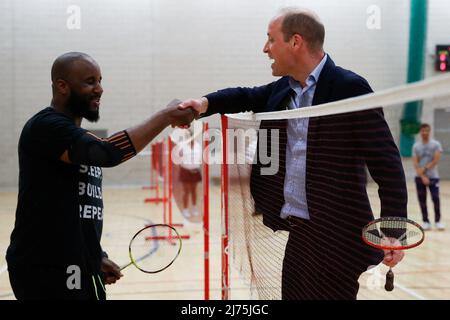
[{"left": 280, "top": 54, "right": 328, "bottom": 220}]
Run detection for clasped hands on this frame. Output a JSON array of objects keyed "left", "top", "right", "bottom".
[
  {"left": 416, "top": 167, "right": 430, "bottom": 186},
  {"left": 164, "top": 98, "right": 206, "bottom": 128}
]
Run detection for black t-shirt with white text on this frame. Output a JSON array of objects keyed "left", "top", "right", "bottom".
[
  {"left": 78, "top": 164, "right": 104, "bottom": 274},
  {"left": 6, "top": 107, "right": 102, "bottom": 278}
]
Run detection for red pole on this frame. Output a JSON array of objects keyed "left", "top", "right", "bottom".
[
  {"left": 168, "top": 137, "right": 173, "bottom": 238},
  {"left": 155, "top": 146, "right": 159, "bottom": 198},
  {"left": 143, "top": 144, "right": 156, "bottom": 190},
  {"left": 156, "top": 143, "right": 161, "bottom": 199},
  {"left": 163, "top": 139, "right": 167, "bottom": 225},
  {"left": 221, "top": 116, "right": 229, "bottom": 300},
  {"left": 166, "top": 134, "right": 189, "bottom": 238},
  {"left": 203, "top": 122, "right": 210, "bottom": 300},
  {"left": 145, "top": 137, "right": 190, "bottom": 242},
  {"left": 150, "top": 151, "right": 155, "bottom": 189},
  {"left": 144, "top": 143, "right": 164, "bottom": 203}
]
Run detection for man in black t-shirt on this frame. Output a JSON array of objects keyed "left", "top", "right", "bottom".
[{"left": 6, "top": 52, "right": 197, "bottom": 300}]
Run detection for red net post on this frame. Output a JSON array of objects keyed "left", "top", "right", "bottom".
[
  {"left": 142, "top": 143, "right": 157, "bottom": 191},
  {"left": 221, "top": 115, "right": 230, "bottom": 300},
  {"left": 203, "top": 122, "right": 210, "bottom": 300},
  {"left": 144, "top": 142, "right": 164, "bottom": 203}
]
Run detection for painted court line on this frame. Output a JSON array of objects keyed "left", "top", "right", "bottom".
[{"left": 0, "top": 263, "right": 7, "bottom": 276}]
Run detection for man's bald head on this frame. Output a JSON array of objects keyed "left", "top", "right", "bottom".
[
  {"left": 50, "top": 52, "right": 103, "bottom": 122},
  {"left": 51, "top": 52, "right": 98, "bottom": 83}
]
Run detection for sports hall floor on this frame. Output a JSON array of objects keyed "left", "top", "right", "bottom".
[{"left": 1, "top": 180, "right": 449, "bottom": 300}]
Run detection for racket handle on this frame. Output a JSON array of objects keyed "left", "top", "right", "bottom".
[{"left": 384, "top": 268, "right": 394, "bottom": 291}]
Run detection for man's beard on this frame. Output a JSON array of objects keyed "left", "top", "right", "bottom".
[{"left": 68, "top": 90, "right": 100, "bottom": 122}]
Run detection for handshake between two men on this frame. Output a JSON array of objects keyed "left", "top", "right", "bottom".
[{"left": 165, "top": 97, "right": 207, "bottom": 129}]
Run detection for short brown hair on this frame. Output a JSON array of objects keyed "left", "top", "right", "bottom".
[
  {"left": 279, "top": 8, "right": 325, "bottom": 53},
  {"left": 420, "top": 123, "right": 430, "bottom": 130}
]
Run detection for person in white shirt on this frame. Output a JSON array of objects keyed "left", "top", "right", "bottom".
[{"left": 178, "top": 131, "right": 202, "bottom": 217}]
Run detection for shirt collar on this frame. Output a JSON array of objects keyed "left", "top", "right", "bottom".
[{"left": 289, "top": 53, "right": 328, "bottom": 91}]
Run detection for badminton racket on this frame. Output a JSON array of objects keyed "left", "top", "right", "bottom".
[
  {"left": 120, "top": 224, "right": 182, "bottom": 274},
  {"left": 362, "top": 217, "right": 424, "bottom": 291}
]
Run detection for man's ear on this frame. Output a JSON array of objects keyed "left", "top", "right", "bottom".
[
  {"left": 54, "top": 79, "right": 70, "bottom": 95},
  {"left": 291, "top": 34, "right": 304, "bottom": 50}
]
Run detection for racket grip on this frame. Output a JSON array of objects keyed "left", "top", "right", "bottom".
[{"left": 384, "top": 269, "right": 394, "bottom": 291}]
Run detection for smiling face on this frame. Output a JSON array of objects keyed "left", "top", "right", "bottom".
[
  {"left": 262, "top": 16, "right": 295, "bottom": 77},
  {"left": 64, "top": 59, "right": 103, "bottom": 122}
]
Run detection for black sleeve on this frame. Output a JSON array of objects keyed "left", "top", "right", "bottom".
[
  {"left": 345, "top": 76, "right": 408, "bottom": 218},
  {"left": 29, "top": 112, "right": 87, "bottom": 160},
  {"left": 203, "top": 81, "right": 277, "bottom": 117},
  {"left": 68, "top": 130, "right": 137, "bottom": 167}
]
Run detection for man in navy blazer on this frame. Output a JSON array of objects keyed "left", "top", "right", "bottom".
[{"left": 180, "top": 8, "right": 407, "bottom": 299}]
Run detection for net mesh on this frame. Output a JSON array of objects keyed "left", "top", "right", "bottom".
[{"left": 226, "top": 117, "right": 288, "bottom": 300}]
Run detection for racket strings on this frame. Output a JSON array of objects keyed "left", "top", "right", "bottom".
[
  {"left": 129, "top": 225, "right": 182, "bottom": 273},
  {"left": 363, "top": 218, "right": 423, "bottom": 248}
]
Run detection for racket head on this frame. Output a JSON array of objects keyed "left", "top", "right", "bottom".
[
  {"left": 128, "top": 224, "right": 182, "bottom": 274},
  {"left": 362, "top": 217, "right": 425, "bottom": 250}
]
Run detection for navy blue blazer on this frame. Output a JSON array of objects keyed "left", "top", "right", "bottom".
[{"left": 204, "top": 56, "right": 407, "bottom": 270}]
